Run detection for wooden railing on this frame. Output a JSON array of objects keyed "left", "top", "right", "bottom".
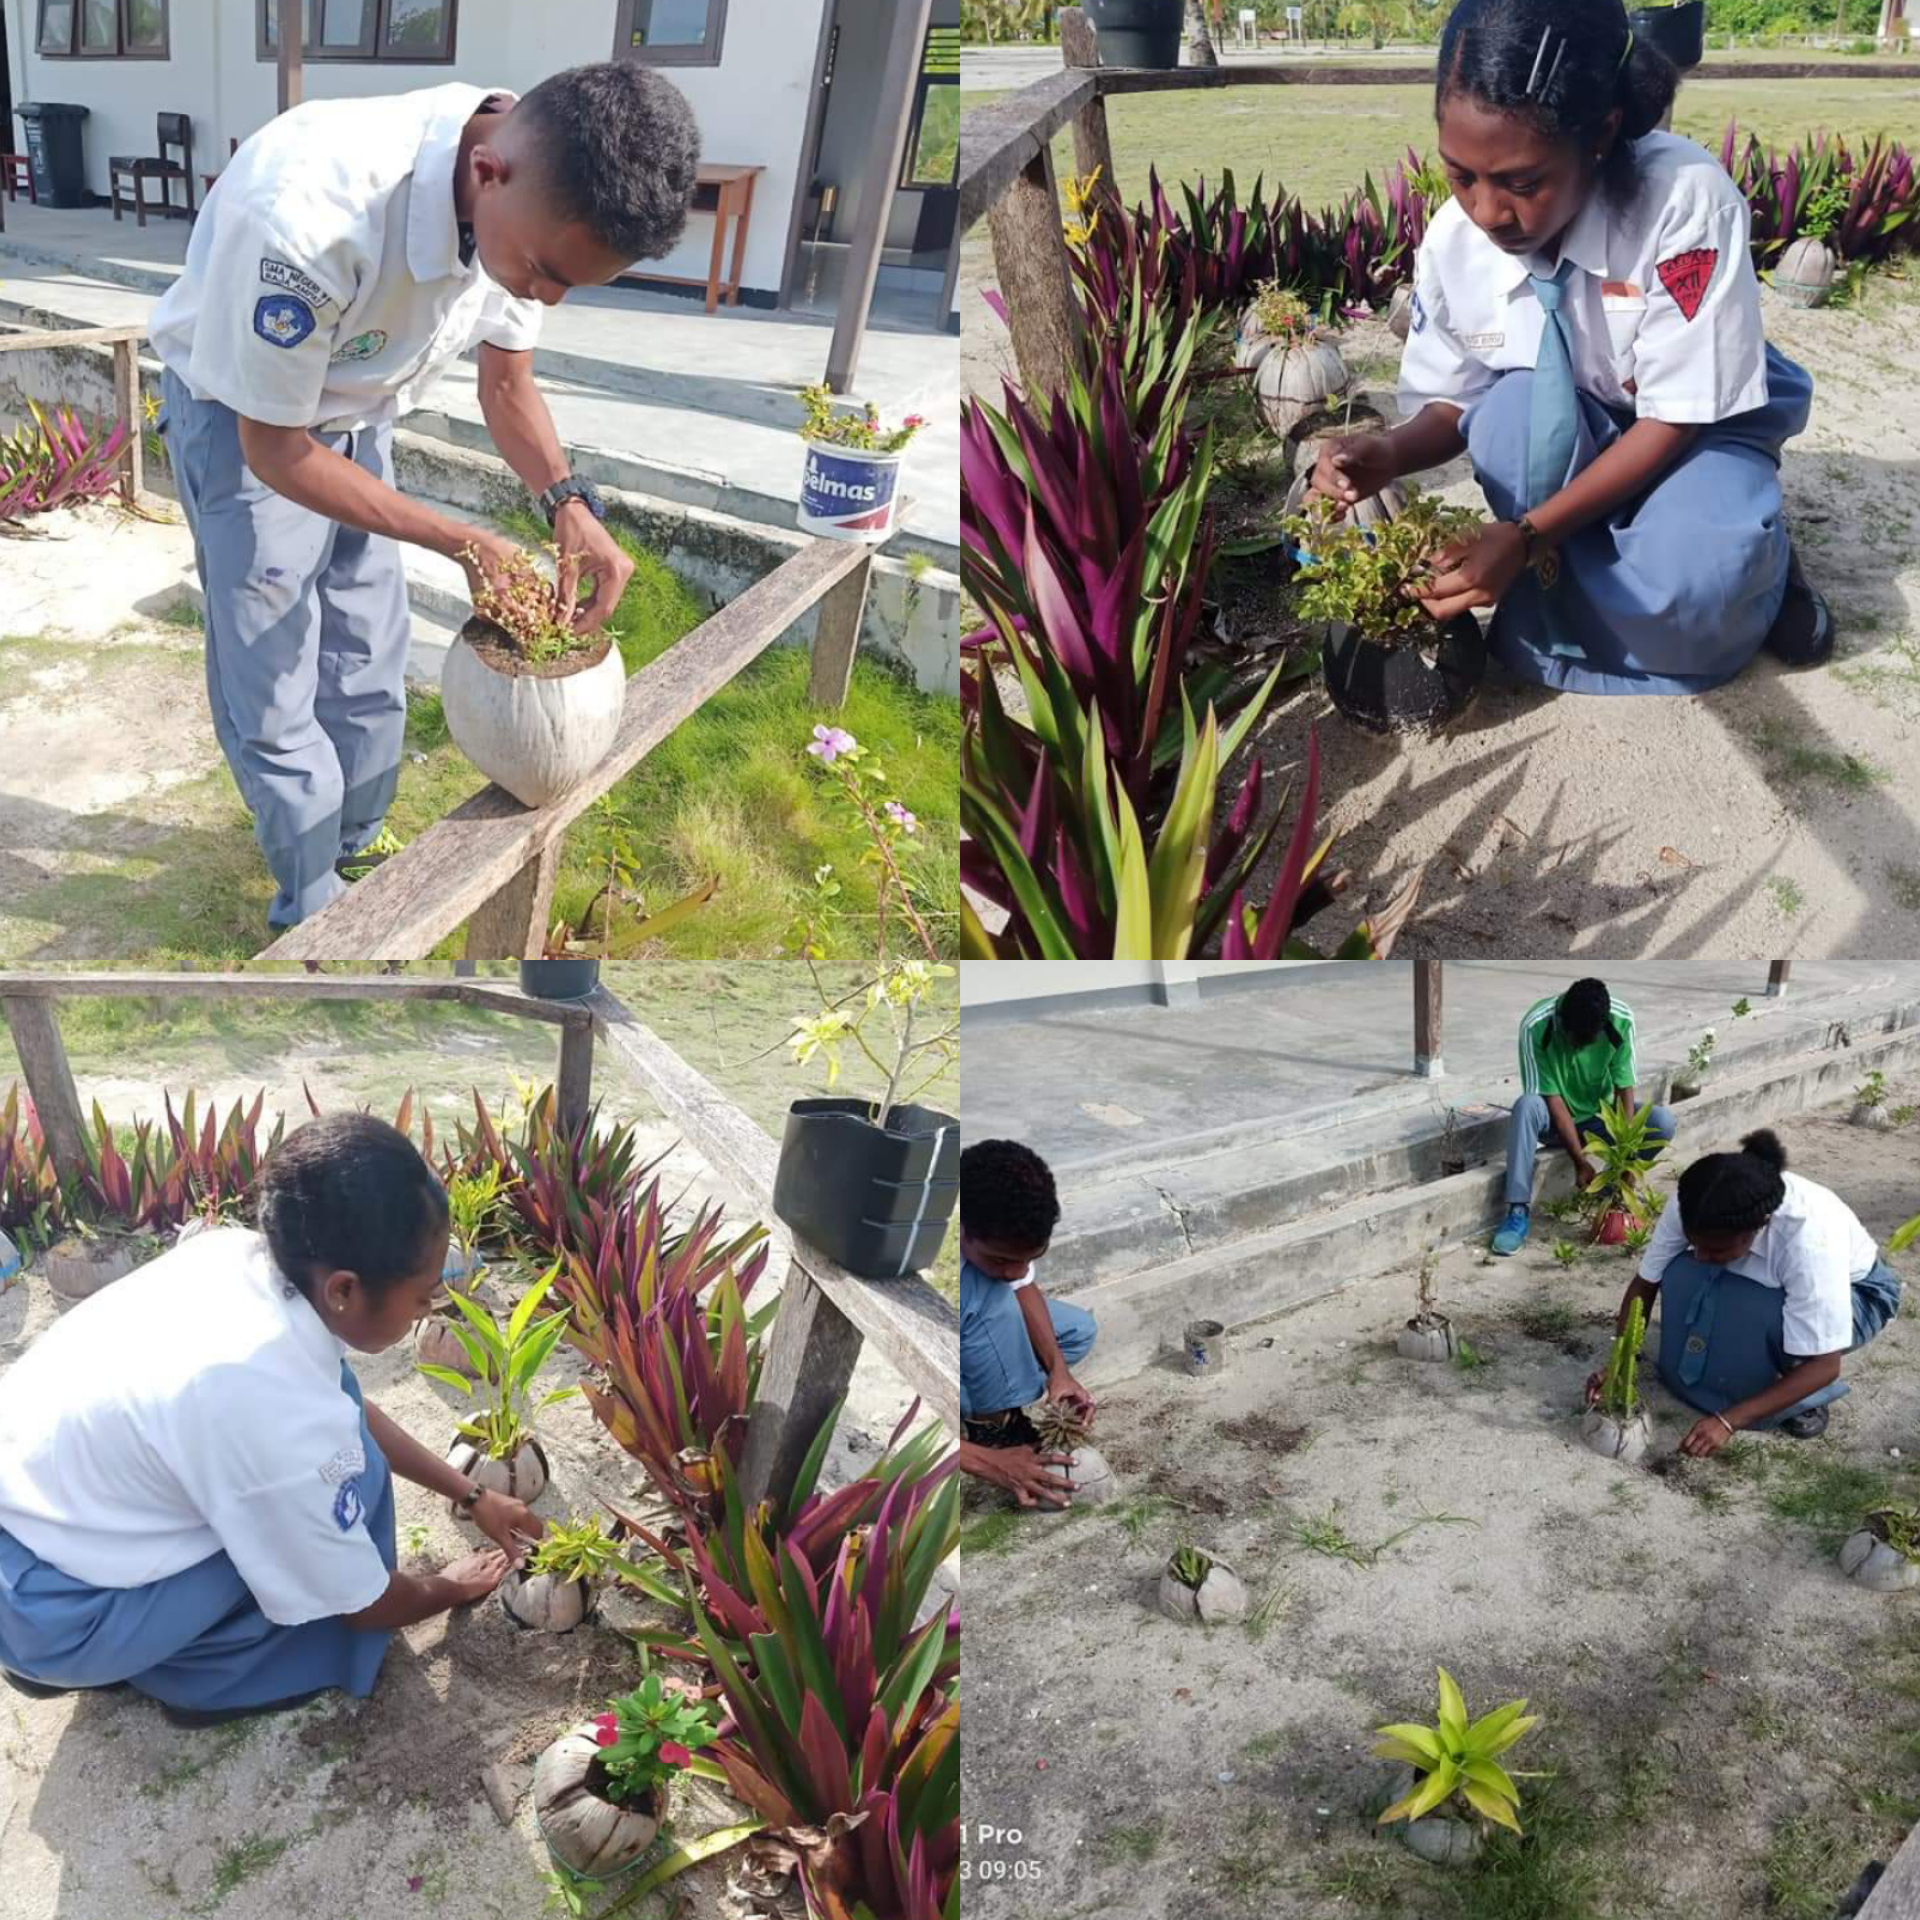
[
  {"left": 0, "top": 324, "right": 147, "bottom": 506},
  {"left": 958, "top": 7, "right": 1920, "bottom": 401},
  {"left": 0, "top": 970, "right": 959, "bottom": 1511}
]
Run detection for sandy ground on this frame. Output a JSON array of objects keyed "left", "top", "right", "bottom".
[
  {"left": 0, "top": 1000, "right": 951, "bottom": 1920},
  {"left": 961, "top": 1099, "right": 1920, "bottom": 1920},
  {"left": 962, "top": 203, "right": 1920, "bottom": 958}
]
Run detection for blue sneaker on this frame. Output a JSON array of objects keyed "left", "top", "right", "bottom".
[{"left": 1490, "top": 1205, "right": 1531, "bottom": 1257}]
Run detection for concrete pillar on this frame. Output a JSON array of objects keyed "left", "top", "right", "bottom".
[
  {"left": 1414, "top": 957, "right": 1443, "bottom": 1078},
  {"left": 1155, "top": 962, "right": 1205, "bottom": 1008}
]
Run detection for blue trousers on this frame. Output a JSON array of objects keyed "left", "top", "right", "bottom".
[
  {"left": 1462, "top": 343, "right": 1812, "bottom": 695},
  {"left": 960, "top": 1267, "right": 1097, "bottom": 1420},
  {"left": 1656, "top": 1252, "right": 1902, "bottom": 1425},
  {"left": 0, "top": 1364, "right": 395, "bottom": 1709},
  {"left": 159, "top": 370, "right": 410, "bottom": 928},
  {"left": 1504, "top": 1092, "right": 1675, "bottom": 1206}
]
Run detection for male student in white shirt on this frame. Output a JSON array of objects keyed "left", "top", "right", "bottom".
[
  {"left": 0, "top": 1114, "right": 542, "bottom": 1725},
  {"left": 150, "top": 63, "right": 700, "bottom": 932},
  {"left": 1588, "top": 1128, "right": 1902, "bottom": 1450}
]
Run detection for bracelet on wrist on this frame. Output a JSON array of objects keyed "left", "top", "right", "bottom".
[{"left": 1713, "top": 1413, "right": 1737, "bottom": 1439}]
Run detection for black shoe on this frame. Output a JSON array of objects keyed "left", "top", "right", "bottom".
[
  {"left": 963, "top": 1408, "right": 1042, "bottom": 1450},
  {"left": 159, "top": 1687, "right": 329, "bottom": 1729},
  {"left": 1780, "top": 1405, "right": 1830, "bottom": 1440},
  {"left": 3, "top": 1670, "right": 129, "bottom": 1701},
  {"left": 1763, "top": 544, "right": 1834, "bottom": 668}
]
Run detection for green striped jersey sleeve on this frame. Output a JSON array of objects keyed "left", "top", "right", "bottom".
[
  {"left": 1611, "top": 1000, "right": 1638, "bottom": 1087},
  {"left": 1518, "top": 997, "right": 1555, "bottom": 1095}
]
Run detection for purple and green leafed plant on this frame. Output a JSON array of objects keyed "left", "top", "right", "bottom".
[
  {"left": 83, "top": 1090, "right": 285, "bottom": 1237},
  {"left": 0, "top": 401, "right": 130, "bottom": 523},
  {"left": 1720, "top": 121, "right": 1919, "bottom": 265},
  {"left": 554, "top": 1176, "right": 773, "bottom": 1521},
  {"left": 0, "top": 1085, "right": 65, "bottom": 1244}
]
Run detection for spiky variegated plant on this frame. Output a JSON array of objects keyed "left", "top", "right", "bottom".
[
  {"left": 1169, "top": 1545, "right": 1213, "bottom": 1589},
  {"left": 1597, "top": 1296, "right": 1648, "bottom": 1424},
  {"left": 1375, "top": 1668, "right": 1540, "bottom": 1834},
  {"left": 1029, "top": 1397, "right": 1093, "bottom": 1458},
  {"left": 0, "top": 400, "right": 130, "bottom": 522}
]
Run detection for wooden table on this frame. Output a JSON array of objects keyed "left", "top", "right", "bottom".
[{"left": 632, "top": 162, "right": 764, "bottom": 313}]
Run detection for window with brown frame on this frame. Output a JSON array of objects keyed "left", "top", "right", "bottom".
[
  {"left": 614, "top": 0, "right": 728, "bottom": 68},
  {"left": 899, "top": 25, "right": 960, "bottom": 192},
  {"left": 256, "top": 0, "right": 456, "bottom": 63},
  {"left": 38, "top": 0, "right": 169, "bottom": 58}
]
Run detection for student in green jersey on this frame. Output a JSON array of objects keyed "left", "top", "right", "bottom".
[{"left": 1490, "top": 977, "right": 1676, "bottom": 1256}]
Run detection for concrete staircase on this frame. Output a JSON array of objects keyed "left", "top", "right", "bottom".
[{"left": 1051, "top": 982, "right": 1920, "bottom": 1389}]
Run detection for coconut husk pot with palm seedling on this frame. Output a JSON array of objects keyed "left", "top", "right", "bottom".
[
  {"left": 1840, "top": 1506, "right": 1920, "bottom": 1593},
  {"left": 1374, "top": 1669, "right": 1541, "bottom": 1868},
  {"left": 1157, "top": 1543, "right": 1248, "bottom": 1623},
  {"left": 1852, "top": 1070, "right": 1895, "bottom": 1131},
  {"left": 1583, "top": 1296, "right": 1652, "bottom": 1464},
  {"left": 443, "top": 542, "right": 626, "bottom": 810},
  {"left": 1282, "top": 490, "right": 1488, "bottom": 735},
  {"left": 1397, "top": 1247, "right": 1456, "bottom": 1362},
  {"left": 415, "top": 1166, "right": 507, "bottom": 1378},
  {"left": 1235, "top": 283, "right": 1354, "bottom": 445},
  {"left": 420, "top": 1263, "right": 579, "bottom": 1506},
  {"left": 500, "top": 1512, "right": 677, "bottom": 1632},
  {"left": 1027, "top": 1398, "right": 1117, "bottom": 1506},
  {"left": 534, "top": 1674, "right": 721, "bottom": 1882}
]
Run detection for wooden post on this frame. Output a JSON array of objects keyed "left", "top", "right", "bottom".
[
  {"left": 806, "top": 552, "right": 873, "bottom": 706},
  {"left": 1059, "top": 9, "right": 1117, "bottom": 191},
  {"left": 986, "top": 144, "right": 1080, "bottom": 405},
  {"left": 277, "top": 0, "right": 304, "bottom": 115},
  {"left": 1, "top": 996, "right": 91, "bottom": 1191},
  {"left": 1767, "top": 960, "right": 1793, "bottom": 998},
  {"left": 113, "top": 338, "right": 143, "bottom": 508},
  {"left": 1413, "top": 957, "right": 1443, "bottom": 1079},
  {"left": 556, "top": 1016, "right": 595, "bottom": 1136},
  {"left": 824, "top": 0, "right": 935, "bottom": 393},
  {"left": 740, "top": 1268, "right": 866, "bottom": 1511},
  {"left": 464, "top": 843, "right": 562, "bottom": 962}
]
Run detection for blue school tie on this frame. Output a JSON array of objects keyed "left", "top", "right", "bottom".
[{"left": 1526, "top": 259, "right": 1580, "bottom": 509}]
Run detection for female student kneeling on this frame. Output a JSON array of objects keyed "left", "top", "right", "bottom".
[
  {"left": 1311, "top": 0, "right": 1831, "bottom": 694},
  {"left": 0, "top": 1113, "right": 543, "bottom": 1726},
  {"left": 1589, "top": 1129, "right": 1902, "bottom": 1454}
]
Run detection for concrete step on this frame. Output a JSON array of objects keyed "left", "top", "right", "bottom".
[
  {"left": 1043, "top": 980, "right": 1920, "bottom": 1296},
  {"left": 1065, "top": 1020, "right": 1920, "bottom": 1390}
]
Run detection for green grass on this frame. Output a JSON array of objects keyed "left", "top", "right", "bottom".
[
  {"left": 1767, "top": 876, "right": 1808, "bottom": 916},
  {"left": 1424, "top": 1780, "right": 1612, "bottom": 1920},
  {"left": 1514, "top": 1298, "right": 1581, "bottom": 1345},
  {"left": 959, "top": 1505, "right": 1026, "bottom": 1556},
  {"left": 1762, "top": 1446, "right": 1920, "bottom": 1546},
  {"left": 1748, "top": 717, "right": 1893, "bottom": 792},
  {"left": 160, "top": 599, "right": 205, "bottom": 630},
  {"left": 1762, "top": 1811, "right": 1877, "bottom": 1920},
  {"left": 204, "top": 1832, "right": 293, "bottom": 1909},
  {"left": 1097, "top": 1822, "right": 1164, "bottom": 1864}
]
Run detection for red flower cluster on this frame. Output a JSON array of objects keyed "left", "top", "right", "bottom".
[
  {"left": 593, "top": 1713, "right": 620, "bottom": 1748},
  {"left": 659, "top": 1742, "right": 693, "bottom": 1767}
]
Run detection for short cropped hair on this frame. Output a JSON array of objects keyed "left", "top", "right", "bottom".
[{"left": 960, "top": 1139, "right": 1061, "bottom": 1250}]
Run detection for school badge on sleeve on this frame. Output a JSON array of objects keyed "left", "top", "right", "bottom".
[
  {"left": 254, "top": 293, "right": 317, "bottom": 350},
  {"left": 1655, "top": 249, "right": 1718, "bottom": 322},
  {"left": 332, "top": 1476, "right": 365, "bottom": 1532}
]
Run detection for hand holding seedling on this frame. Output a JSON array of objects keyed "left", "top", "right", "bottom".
[
  {"left": 997, "top": 1446, "right": 1077, "bottom": 1509},
  {"left": 458, "top": 529, "right": 533, "bottom": 614},
  {"left": 552, "top": 502, "right": 634, "bottom": 634},
  {"left": 1415, "top": 521, "right": 1528, "bottom": 621},
  {"left": 473, "top": 1487, "right": 545, "bottom": 1566},
  {"left": 1048, "top": 1366, "right": 1096, "bottom": 1426},
  {"left": 1309, "top": 432, "right": 1397, "bottom": 514}
]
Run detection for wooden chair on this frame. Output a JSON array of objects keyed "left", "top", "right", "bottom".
[
  {"left": 200, "top": 136, "right": 239, "bottom": 202},
  {"left": 0, "top": 155, "right": 33, "bottom": 205},
  {"left": 108, "top": 112, "right": 194, "bottom": 228}
]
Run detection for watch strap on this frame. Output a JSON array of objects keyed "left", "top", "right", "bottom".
[
  {"left": 455, "top": 1480, "right": 485, "bottom": 1517},
  {"left": 539, "top": 477, "right": 590, "bottom": 525}
]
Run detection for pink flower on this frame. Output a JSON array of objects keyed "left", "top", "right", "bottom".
[
  {"left": 807, "top": 724, "right": 857, "bottom": 764},
  {"left": 902, "top": 414, "right": 927, "bottom": 430},
  {"left": 593, "top": 1713, "right": 620, "bottom": 1747},
  {"left": 659, "top": 1742, "right": 693, "bottom": 1767},
  {"left": 884, "top": 801, "right": 918, "bottom": 834},
  {"left": 407, "top": 1877, "right": 423, "bottom": 1893}
]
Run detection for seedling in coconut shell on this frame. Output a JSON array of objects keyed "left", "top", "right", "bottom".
[
  {"left": 1374, "top": 1667, "right": 1540, "bottom": 1865},
  {"left": 1029, "top": 1397, "right": 1117, "bottom": 1505},
  {"left": 421, "top": 1261, "right": 578, "bottom": 1507},
  {"left": 1398, "top": 1246, "right": 1455, "bottom": 1361},
  {"left": 461, "top": 543, "right": 600, "bottom": 666},
  {"left": 1840, "top": 1506, "right": 1920, "bottom": 1591},
  {"left": 502, "top": 1513, "right": 666, "bottom": 1632},
  {"left": 1158, "top": 1542, "right": 1248, "bottom": 1623},
  {"left": 1583, "top": 1297, "right": 1652, "bottom": 1464},
  {"left": 1235, "top": 282, "right": 1352, "bottom": 440},
  {"left": 1853, "top": 1070, "right": 1893, "bottom": 1129}
]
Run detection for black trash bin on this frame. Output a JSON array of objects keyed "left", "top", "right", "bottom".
[{"left": 17, "top": 103, "right": 91, "bottom": 210}]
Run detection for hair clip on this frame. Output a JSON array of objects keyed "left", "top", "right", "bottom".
[{"left": 1525, "top": 24, "right": 1564, "bottom": 98}]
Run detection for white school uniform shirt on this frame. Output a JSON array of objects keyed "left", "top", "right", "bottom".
[
  {"left": 0, "top": 1228, "right": 389, "bottom": 1625},
  {"left": 1398, "top": 130, "right": 1769, "bottom": 429},
  {"left": 1637, "top": 1171, "right": 1880, "bottom": 1358},
  {"left": 149, "top": 83, "right": 543, "bottom": 434}
]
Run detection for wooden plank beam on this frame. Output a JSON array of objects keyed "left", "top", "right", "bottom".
[
  {"left": 805, "top": 552, "right": 873, "bottom": 707},
  {"left": 1059, "top": 9, "right": 1116, "bottom": 193},
  {"left": 0, "top": 326, "right": 150, "bottom": 353},
  {"left": 464, "top": 840, "right": 562, "bottom": 963},
  {"left": 986, "top": 143, "right": 1080, "bottom": 405},
  {"left": 277, "top": 0, "right": 303, "bottom": 114},
  {"left": 0, "top": 970, "right": 584, "bottom": 1029},
  {"left": 556, "top": 1019, "right": 595, "bottom": 1137},
  {"left": 590, "top": 987, "right": 960, "bottom": 1430},
  {"left": 0, "top": 996, "right": 90, "bottom": 1191},
  {"left": 1414, "top": 957, "right": 1443, "bottom": 1079},
  {"left": 113, "top": 337, "right": 143, "bottom": 508},
  {"left": 740, "top": 1270, "right": 867, "bottom": 1510},
  {"left": 259, "top": 534, "right": 875, "bottom": 962},
  {"left": 957, "top": 69, "right": 1097, "bottom": 232}
]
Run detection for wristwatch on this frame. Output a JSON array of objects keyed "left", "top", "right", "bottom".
[
  {"left": 1515, "top": 515, "right": 1545, "bottom": 568},
  {"left": 539, "top": 476, "right": 606, "bottom": 527},
  {"left": 454, "top": 1479, "right": 486, "bottom": 1519},
  {"left": 1516, "top": 514, "right": 1559, "bottom": 586}
]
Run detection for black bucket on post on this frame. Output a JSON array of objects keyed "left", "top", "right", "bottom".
[
  {"left": 1628, "top": 1, "right": 1705, "bottom": 70},
  {"left": 519, "top": 959, "right": 601, "bottom": 1002},
  {"left": 773, "top": 1100, "right": 960, "bottom": 1279},
  {"left": 1084, "top": 0, "right": 1185, "bottom": 68}
]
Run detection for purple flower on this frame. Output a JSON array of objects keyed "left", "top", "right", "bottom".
[
  {"left": 807, "top": 724, "right": 857, "bottom": 764},
  {"left": 884, "top": 800, "right": 918, "bottom": 834}
]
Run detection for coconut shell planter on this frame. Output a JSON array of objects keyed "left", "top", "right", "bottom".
[
  {"left": 1774, "top": 235, "right": 1837, "bottom": 309},
  {"left": 42, "top": 1233, "right": 145, "bottom": 1304},
  {"left": 533, "top": 1723, "right": 661, "bottom": 1880},
  {"left": 1028, "top": 1402, "right": 1118, "bottom": 1506},
  {"left": 1157, "top": 1548, "right": 1248, "bottom": 1624},
  {"left": 1580, "top": 1407, "right": 1652, "bottom": 1464},
  {"left": 1839, "top": 1512, "right": 1920, "bottom": 1592},
  {"left": 1851, "top": 1104, "right": 1894, "bottom": 1131},
  {"left": 501, "top": 1567, "right": 597, "bottom": 1633},
  {"left": 446, "top": 1435, "right": 551, "bottom": 1509},
  {"left": 1397, "top": 1314, "right": 1457, "bottom": 1363}
]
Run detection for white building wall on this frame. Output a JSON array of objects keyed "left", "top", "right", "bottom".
[
  {"left": 4, "top": 0, "right": 818, "bottom": 297},
  {"left": 961, "top": 962, "right": 1308, "bottom": 1010}
]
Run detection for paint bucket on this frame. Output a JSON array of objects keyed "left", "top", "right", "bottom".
[
  {"left": 1183, "top": 1319, "right": 1230, "bottom": 1377},
  {"left": 797, "top": 442, "right": 905, "bottom": 545}
]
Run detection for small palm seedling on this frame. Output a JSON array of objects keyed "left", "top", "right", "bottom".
[
  {"left": 1623, "top": 1221, "right": 1654, "bottom": 1260},
  {"left": 1374, "top": 1668, "right": 1540, "bottom": 1852},
  {"left": 1583, "top": 1297, "right": 1651, "bottom": 1464},
  {"left": 1853, "top": 1070, "right": 1894, "bottom": 1129},
  {"left": 1841, "top": 1505, "right": 1920, "bottom": 1591},
  {"left": 502, "top": 1512, "right": 672, "bottom": 1632},
  {"left": 422, "top": 1263, "right": 579, "bottom": 1505},
  {"left": 1169, "top": 1545, "right": 1213, "bottom": 1589},
  {"left": 1398, "top": 1246, "right": 1455, "bottom": 1362},
  {"left": 446, "top": 1164, "right": 506, "bottom": 1276},
  {"left": 1579, "top": 1096, "right": 1666, "bottom": 1242},
  {"left": 1551, "top": 1239, "right": 1581, "bottom": 1271},
  {"left": 1027, "top": 1396, "right": 1112, "bottom": 1503},
  {"left": 1158, "top": 1541, "right": 1247, "bottom": 1624}
]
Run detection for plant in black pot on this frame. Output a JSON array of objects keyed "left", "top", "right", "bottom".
[
  {"left": 777, "top": 959, "right": 959, "bottom": 1279},
  {"left": 1085, "top": 0, "right": 1185, "bottom": 68},
  {"left": 1282, "top": 490, "right": 1489, "bottom": 736}
]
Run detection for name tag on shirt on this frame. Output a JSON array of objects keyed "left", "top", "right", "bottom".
[
  {"left": 1462, "top": 331, "right": 1504, "bottom": 350},
  {"left": 1601, "top": 280, "right": 1643, "bottom": 300}
]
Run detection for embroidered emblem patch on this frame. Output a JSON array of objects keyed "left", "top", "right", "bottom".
[
  {"left": 332, "top": 1476, "right": 365, "bottom": 1533},
  {"left": 316, "top": 1444, "right": 366, "bottom": 1489},
  {"left": 1655, "top": 248, "right": 1717, "bottom": 322},
  {"left": 1685, "top": 1334, "right": 1708, "bottom": 1355},
  {"left": 1409, "top": 288, "right": 1428, "bottom": 334},
  {"left": 254, "top": 294, "right": 316, "bottom": 350},
  {"left": 330, "top": 329, "right": 388, "bottom": 365},
  {"left": 260, "top": 257, "right": 333, "bottom": 309}
]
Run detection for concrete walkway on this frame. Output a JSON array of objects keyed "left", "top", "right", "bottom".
[{"left": 0, "top": 202, "right": 958, "bottom": 556}]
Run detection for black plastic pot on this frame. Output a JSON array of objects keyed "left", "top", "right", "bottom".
[
  {"left": 773, "top": 1100, "right": 959, "bottom": 1279},
  {"left": 1629, "top": 1, "right": 1705, "bottom": 71},
  {"left": 1084, "top": 0, "right": 1184, "bottom": 68},
  {"left": 1321, "top": 614, "right": 1484, "bottom": 735},
  {"left": 519, "top": 958, "right": 601, "bottom": 1002}
]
